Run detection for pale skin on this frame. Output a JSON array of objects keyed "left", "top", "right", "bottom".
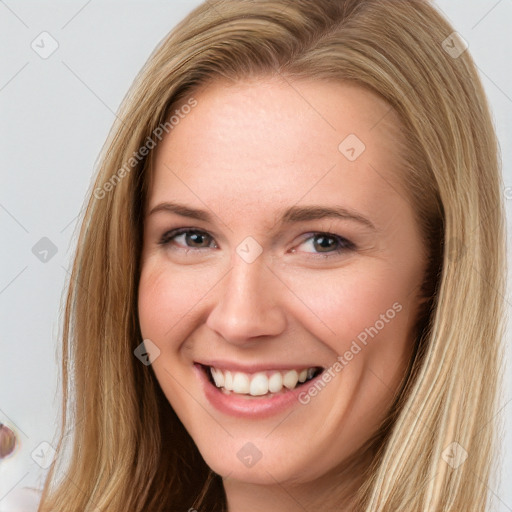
[{"left": 138, "top": 77, "right": 429, "bottom": 511}]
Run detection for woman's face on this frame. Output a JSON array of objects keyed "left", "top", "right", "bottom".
[{"left": 138, "top": 78, "right": 427, "bottom": 487}]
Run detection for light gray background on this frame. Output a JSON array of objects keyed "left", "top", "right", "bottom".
[{"left": 0, "top": 1, "right": 511, "bottom": 510}]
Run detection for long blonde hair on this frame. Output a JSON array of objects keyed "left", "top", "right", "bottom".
[{"left": 38, "top": 1, "right": 506, "bottom": 510}]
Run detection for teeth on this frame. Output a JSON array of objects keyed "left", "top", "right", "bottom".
[
  {"left": 211, "top": 367, "right": 225, "bottom": 388},
  {"left": 249, "top": 373, "right": 268, "bottom": 396},
  {"left": 208, "top": 366, "right": 320, "bottom": 396},
  {"left": 268, "top": 372, "right": 283, "bottom": 393},
  {"left": 224, "top": 371, "right": 233, "bottom": 391},
  {"left": 233, "top": 372, "right": 250, "bottom": 394},
  {"left": 283, "top": 370, "right": 299, "bottom": 389}
]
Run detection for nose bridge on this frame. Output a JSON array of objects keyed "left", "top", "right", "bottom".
[{"left": 206, "top": 251, "right": 287, "bottom": 342}]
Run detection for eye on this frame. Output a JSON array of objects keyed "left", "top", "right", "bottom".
[
  {"left": 158, "top": 228, "right": 355, "bottom": 257},
  {"left": 295, "top": 232, "right": 355, "bottom": 256},
  {"left": 158, "top": 228, "right": 216, "bottom": 250}
]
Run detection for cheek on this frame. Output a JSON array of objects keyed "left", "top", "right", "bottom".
[
  {"left": 137, "top": 261, "right": 208, "bottom": 412},
  {"left": 282, "top": 263, "right": 417, "bottom": 364},
  {"left": 137, "top": 261, "right": 210, "bottom": 343}
]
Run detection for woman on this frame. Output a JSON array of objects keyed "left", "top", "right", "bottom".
[{"left": 37, "top": 1, "right": 506, "bottom": 510}]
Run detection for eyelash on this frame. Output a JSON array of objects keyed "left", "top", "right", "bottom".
[{"left": 158, "top": 228, "right": 356, "bottom": 258}]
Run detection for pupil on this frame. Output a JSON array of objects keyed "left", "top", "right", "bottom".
[{"left": 314, "top": 235, "right": 336, "bottom": 252}]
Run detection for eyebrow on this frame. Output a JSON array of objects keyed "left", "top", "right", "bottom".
[{"left": 148, "top": 201, "right": 376, "bottom": 230}]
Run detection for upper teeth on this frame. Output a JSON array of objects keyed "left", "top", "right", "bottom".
[{"left": 209, "top": 367, "right": 318, "bottom": 396}]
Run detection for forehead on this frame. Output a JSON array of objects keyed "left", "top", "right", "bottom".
[{"left": 147, "top": 77, "right": 409, "bottom": 224}]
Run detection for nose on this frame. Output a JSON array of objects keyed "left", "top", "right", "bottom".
[{"left": 206, "top": 253, "right": 287, "bottom": 345}]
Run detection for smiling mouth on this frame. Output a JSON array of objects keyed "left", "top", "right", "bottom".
[{"left": 200, "top": 364, "right": 324, "bottom": 397}]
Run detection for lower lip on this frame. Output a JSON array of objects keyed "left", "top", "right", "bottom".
[{"left": 194, "top": 364, "right": 323, "bottom": 419}]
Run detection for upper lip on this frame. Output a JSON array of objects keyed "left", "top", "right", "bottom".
[{"left": 195, "top": 360, "right": 325, "bottom": 373}]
